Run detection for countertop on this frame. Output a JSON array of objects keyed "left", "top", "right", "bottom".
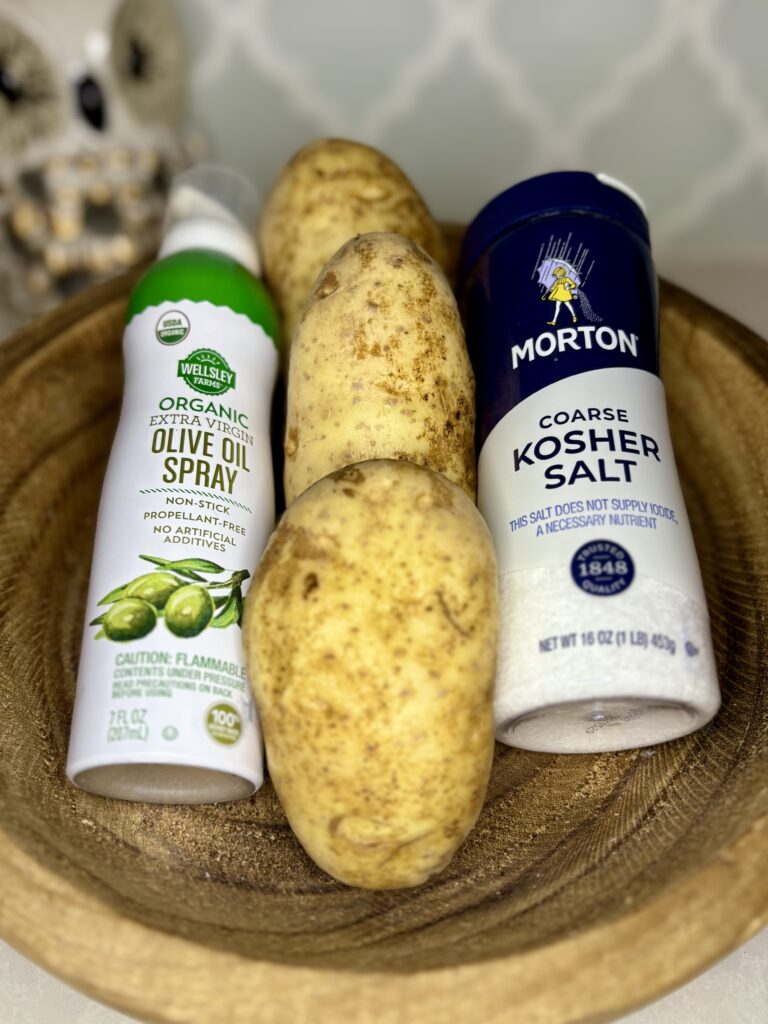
[{"left": 2, "top": 926, "right": 765, "bottom": 1024}]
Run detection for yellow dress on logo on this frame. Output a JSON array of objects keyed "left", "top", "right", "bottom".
[{"left": 548, "top": 276, "right": 576, "bottom": 302}]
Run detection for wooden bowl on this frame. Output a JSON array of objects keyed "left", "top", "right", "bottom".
[{"left": 0, "top": 269, "right": 766, "bottom": 1024}]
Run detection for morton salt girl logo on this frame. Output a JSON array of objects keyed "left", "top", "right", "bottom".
[
  {"left": 536, "top": 235, "right": 602, "bottom": 326},
  {"left": 542, "top": 266, "right": 579, "bottom": 324},
  {"left": 509, "top": 236, "right": 639, "bottom": 370}
]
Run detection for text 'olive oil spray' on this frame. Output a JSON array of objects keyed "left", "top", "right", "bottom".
[{"left": 68, "top": 166, "right": 280, "bottom": 803}]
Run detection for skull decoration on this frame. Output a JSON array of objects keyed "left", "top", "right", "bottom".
[{"left": 0, "top": 0, "right": 199, "bottom": 328}]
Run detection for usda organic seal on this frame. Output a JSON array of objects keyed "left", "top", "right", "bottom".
[{"left": 155, "top": 309, "right": 190, "bottom": 344}]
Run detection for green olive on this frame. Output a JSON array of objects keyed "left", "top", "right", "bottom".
[
  {"left": 164, "top": 584, "right": 214, "bottom": 638},
  {"left": 102, "top": 598, "right": 157, "bottom": 642},
  {"left": 125, "top": 572, "right": 182, "bottom": 610}
]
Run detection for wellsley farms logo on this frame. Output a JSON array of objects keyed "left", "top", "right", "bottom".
[{"left": 177, "top": 349, "right": 237, "bottom": 396}]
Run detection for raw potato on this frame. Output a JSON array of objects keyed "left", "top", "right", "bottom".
[
  {"left": 285, "top": 232, "right": 476, "bottom": 504},
  {"left": 260, "top": 138, "right": 445, "bottom": 343},
  {"left": 243, "top": 460, "right": 498, "bottom": 889}
]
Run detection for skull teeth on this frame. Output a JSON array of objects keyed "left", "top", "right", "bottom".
[{"left": 4, "top": 141, "right": 187, "bottom": 309}]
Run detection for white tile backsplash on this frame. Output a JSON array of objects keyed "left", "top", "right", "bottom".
[{"left": 176, "top": 0, "right": 768, "bottom": 301}]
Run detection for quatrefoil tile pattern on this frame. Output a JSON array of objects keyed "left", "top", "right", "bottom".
[{"left": 181, "top": 0, "right": 768, "bottom": 274}]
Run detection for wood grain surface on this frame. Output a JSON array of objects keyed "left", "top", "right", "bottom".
[{"left": 0, "top": 268, "right": 766, "bottom": 1024}]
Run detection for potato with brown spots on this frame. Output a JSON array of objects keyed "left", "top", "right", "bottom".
[
  {"left": 243, "top": 460, "right": 497, "bottom": 889},
  {"left": 285, "top": 231, "right": 476, "bottom": 504},
  {"left": 259, "top": 138, "right": 444, "bottom": 345}
]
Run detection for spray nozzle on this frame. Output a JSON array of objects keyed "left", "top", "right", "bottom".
[{"left": 159, "top": 164, "right": 261, "bottom": 275}]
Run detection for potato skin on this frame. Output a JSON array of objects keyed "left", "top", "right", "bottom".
[
  {"left": 243, "top": 460, "right": 498, "bottom": 889},
  {"left": 260, "top": 138, "right": 444, "bottom": 344},
  {"left": 285, "top": 232, "right": 476, "bottom": 504}
]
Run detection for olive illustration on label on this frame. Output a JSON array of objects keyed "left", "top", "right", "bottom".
[
  {"left": 164, "top": 585, "right": 215, "bottom": 637},
  {"left": 124, "top": 572, "right": 183, "bottom": 610},
  {"left": 102, "top": 598, "right": 157, "bottom": 642},
  {"left": 91, "top": 555, "right": 250, "bottom": 641}
]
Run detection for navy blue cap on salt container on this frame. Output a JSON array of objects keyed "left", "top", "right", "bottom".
[{"left": 458, "top": 171, "right": 651, "bottom": 288}]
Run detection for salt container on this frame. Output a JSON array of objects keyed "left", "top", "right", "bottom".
[{"left": 458, "top": 171, "right": 720, "bottom": 753}]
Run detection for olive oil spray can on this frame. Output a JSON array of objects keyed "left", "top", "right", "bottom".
[
  {"left": 67, "top": 166, "right": 280, "bottom": 802},
  {"left": 458, "top": 172, "right": 720, "bottom": 753}
]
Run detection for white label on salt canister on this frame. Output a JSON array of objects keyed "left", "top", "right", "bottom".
[{"left": 478, "top": 365, "right": 720, "bottom": 753}]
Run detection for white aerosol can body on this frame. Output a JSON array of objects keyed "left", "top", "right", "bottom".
[{"left": 68, "top": 166, "right": 280, "bottom": 801}]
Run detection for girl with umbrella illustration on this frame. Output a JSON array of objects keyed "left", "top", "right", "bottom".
[{"left": 542, "top": 265, "right": 578, "bottom": 325}]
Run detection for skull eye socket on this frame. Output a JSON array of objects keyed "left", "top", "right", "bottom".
[
  {"left": 111, "top": 0, "right": 185, "bottom": 123},
  {"left": 0, "top": 16, "right": 62, "bottom": 154},
  {"left": 0, "top": 66, "right": 22, "bottom": 105},
  {"left": 128, "top": 38, "right": 148, "bottom": 80}
]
